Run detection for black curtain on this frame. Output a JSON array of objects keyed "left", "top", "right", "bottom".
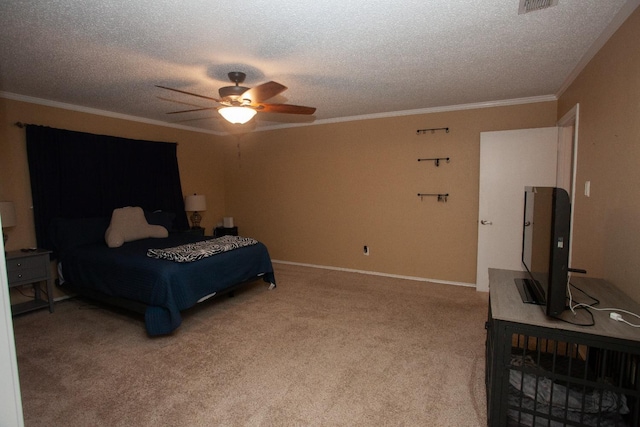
[{"left": 26, "top": 125, "right": 189, "bottom": 249}]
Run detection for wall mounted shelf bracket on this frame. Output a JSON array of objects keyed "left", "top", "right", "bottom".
[
  {"left": 416, "top": 127, "right": 449, "bottom": 135},
  {"left": 417, "top": 193, "right": 449, "bottom": 202},
  {"left": 418, "top": 157, "right": 450, "bottom": 167}
]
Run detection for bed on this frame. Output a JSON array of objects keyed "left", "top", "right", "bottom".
[{"left": 50, "top": 213, "right": 276, "bottom": 336}]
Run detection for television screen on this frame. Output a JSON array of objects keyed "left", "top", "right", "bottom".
[{"left": 517, "top": 186, "right": 571, "bottom": 317}]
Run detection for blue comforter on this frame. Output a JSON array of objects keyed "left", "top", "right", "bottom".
[{"left": 59, "top": 233, "right": 275, "bottom": 335}]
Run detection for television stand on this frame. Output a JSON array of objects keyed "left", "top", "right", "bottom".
[
  {"left": 486, "top": 268, "right": 640, "bottom": 426},
  {"left": 514, "top": 277, "right": 545, "bottom": 305}
]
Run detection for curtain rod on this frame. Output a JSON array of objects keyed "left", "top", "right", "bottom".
[{"left": 13, "top": 122, "right": 179, "bottom": 145}]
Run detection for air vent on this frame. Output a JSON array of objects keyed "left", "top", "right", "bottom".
[{"left": 518, "top": 0, "right": 559, "bottom": 14}]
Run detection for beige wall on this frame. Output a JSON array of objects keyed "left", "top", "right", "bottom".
[
  {"left": 222, "top": 102, "right": 556, "bottom": 284},
  {"left": 1, "top": 87, "right": 558, "bottom": 289},
  {"left": 558, "top": 7, "right": 640, "bottom": 301},
  {"left": 0, "top": 93, "right": 558, "bottom": 289},
  {"left": 0, "top": 98, "right": 227, "bottom": 298}
]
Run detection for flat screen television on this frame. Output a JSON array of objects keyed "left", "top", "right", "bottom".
[{"left": 516, "top": 186, "right": 571, "bottom": 317}]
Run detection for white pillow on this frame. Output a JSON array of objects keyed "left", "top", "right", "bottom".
[{"left": 105, "top": 206, "right": 168, "bottom": 248}]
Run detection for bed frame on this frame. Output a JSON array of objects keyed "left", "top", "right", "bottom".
[{"left": 62, "top": 274, "right": 275, "bottom": 316}]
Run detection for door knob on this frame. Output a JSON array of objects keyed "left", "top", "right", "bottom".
[{"left": 480, "top": 220, "right": 493, "bottom": 225}]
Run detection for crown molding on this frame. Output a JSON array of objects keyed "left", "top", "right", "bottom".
[
  {"left": 0, "top": 91, "right": 226, "bottom": 136},
  {"left": 250, "top": 95, "right": 558, "bottom": 133},
  {"left": 2, "top": 90, "right": 556, "bottom": 136}
]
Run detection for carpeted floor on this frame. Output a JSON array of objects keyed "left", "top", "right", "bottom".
[{"left": 12, "top": 263, "right": 489, "bottom": 426}]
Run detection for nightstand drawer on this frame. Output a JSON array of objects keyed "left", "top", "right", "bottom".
[
  {"left": 7, "top": 255, "right": 48, "bottom": 284},
  {"left": 5, "top": 249, "right": 54, "bottom": 315}
]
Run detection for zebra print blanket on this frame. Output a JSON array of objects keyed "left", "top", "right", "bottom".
[{"left": 147, "top": 235, "right": 258, "bottom": 263}]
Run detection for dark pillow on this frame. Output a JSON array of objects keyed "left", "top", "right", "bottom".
[
  {"left": 144, "top": 210, "right": 176, "bottom": 231},
  {"left": 49, "top": 216, "right": 111, "bottom": 255}
]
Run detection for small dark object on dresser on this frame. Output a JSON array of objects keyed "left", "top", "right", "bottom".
[{"left": 214, "top": 226, "right": 238, "bottom": 238}]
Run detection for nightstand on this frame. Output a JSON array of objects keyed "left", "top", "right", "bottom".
[
  {"left": 6, "top": 249, "right": 54, "bottom": 315},
  {"left": 186, "top": 227, "right": 205, "bottom": 236},
  {"left": 213, "top": 226, "right": 238, "bottom": 237}
]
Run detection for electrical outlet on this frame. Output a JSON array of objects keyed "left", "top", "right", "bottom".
[{"left": 363, "top": 245, "right": 370, "bottom": 256}]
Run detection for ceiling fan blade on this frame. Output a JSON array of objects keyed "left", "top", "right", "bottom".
[
  {"left": 257, "top": 103, "right": 316, "bottom": 115},
  {"left": 157, "top": 96, "right": 208, "bottom": 108},
  {"left": 166, "top": 107, "right": 217, "bottom": 114},
  {"left": 242, "top": 81, "right": 287, "bottom": 103},
  {"left": 156, "top": 85, "right": 221, "bottom": 102}
]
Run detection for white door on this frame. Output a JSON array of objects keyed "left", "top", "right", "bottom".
[{"left": 476, "top": 127, "right": 558, "bottom": 292}]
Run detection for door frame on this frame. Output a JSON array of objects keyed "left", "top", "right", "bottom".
[
  {"left": 556, "top": 103, "right": 580, "bottom": 267},
  {"left": 0, "top": 229, "right": 24, "bottom": 426}
]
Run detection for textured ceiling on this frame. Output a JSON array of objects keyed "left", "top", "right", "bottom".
[{"left": 1, "top": 0, "right": 638, "bottom": 134}]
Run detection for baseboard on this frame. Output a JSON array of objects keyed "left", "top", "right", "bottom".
[{"left": 271, "top": 259, "right": 476, "bottom": 288}]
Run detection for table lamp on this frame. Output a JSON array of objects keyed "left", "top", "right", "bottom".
[{"left": 185, "top": 194, "right": 206, "bottom": 229}]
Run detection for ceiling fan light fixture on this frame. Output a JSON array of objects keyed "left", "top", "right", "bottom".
[{"left": 218, "top": 106, "right": 257, "bottom": 124}]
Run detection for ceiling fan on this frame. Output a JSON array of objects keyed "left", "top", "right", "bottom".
[{"left": 156, "top": 72, "right": 316, "bottom": 124}]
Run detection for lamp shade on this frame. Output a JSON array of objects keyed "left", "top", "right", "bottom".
[
  {"left": 0, "top": 201, "right": 16, "bottom": 228},
  {"left": 218, "top": 106, "right": 257, "bottom": 124},
  {"left": 185, "top": 194, "right": 206, "bottom": 212}
]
